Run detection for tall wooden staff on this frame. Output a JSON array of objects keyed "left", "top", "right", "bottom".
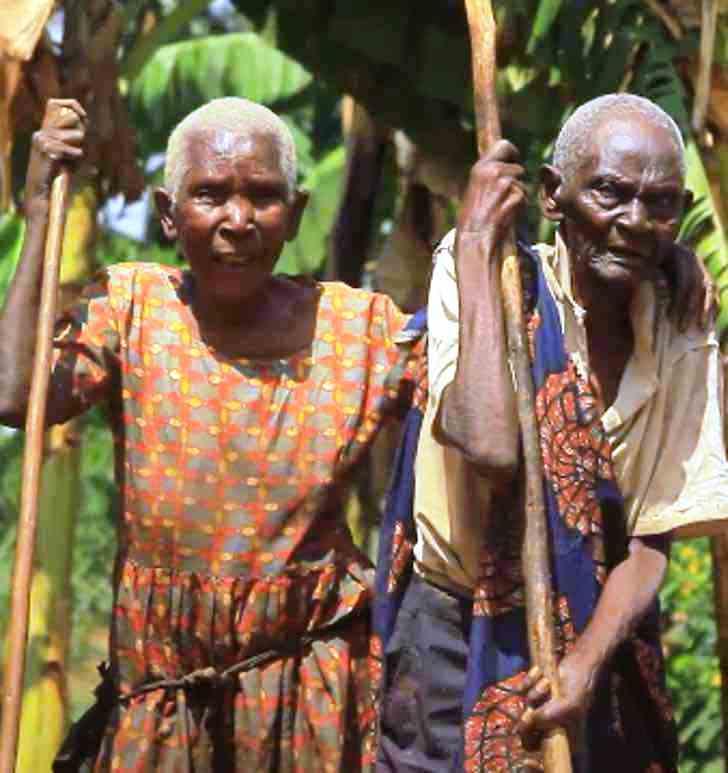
[
  {"left": 462, "top": 2, "right": 573, "bottom": 770},
  {"left": 0, "top": 164, "right": 71, "bottom": 773}
]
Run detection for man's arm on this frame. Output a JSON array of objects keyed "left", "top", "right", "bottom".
[
  {"left": 435, "top": 140, "right": 522, "bottom": 483},
  {"left": 521, "top": 534, "right": 670, "bottom": 743},
  {"left": 0, "top": 99, "right": 86, "bottom": 427}
]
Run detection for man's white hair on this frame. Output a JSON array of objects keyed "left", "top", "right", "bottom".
[
  {"left": 164, "top": 97, "right": 297, "bottom": 200},
  {"left": 552, "top": 93, "right": 686, "bottom": 183}
]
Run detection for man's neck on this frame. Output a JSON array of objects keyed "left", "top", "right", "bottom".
[{"left": 571, "top": 265, "right": 633, "bottom": 337}]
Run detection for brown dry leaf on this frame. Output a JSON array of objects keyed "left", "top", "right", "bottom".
[
  {"left": 0, "top": 56, "right": 23, "bottom": 209},
  {"left": 0, "top": 0, "right": 56, "bottom": 61},
  {"left": 708, "top": 66, "right": 728, "bottom": 136}
]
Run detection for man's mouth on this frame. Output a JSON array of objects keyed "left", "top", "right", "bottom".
[{"left": 607, "top": 246, "right": 648, "bottom": 265}]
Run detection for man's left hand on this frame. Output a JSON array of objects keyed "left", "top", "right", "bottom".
[
  {"left": 661, "top": 242, "right": 717, "bottom": 332},
  {"left": 518, "top": 653, "right": 598, "bottom": 753}
]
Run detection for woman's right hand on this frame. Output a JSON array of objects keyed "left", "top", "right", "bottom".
[{"left": 24, "top": 98, "right": 87, "bottom": 220}]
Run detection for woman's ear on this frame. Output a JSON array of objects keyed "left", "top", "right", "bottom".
[
  {"left": 153, "top": 187, "right": 178, "bottom": 241},
  {"left": 539, "top": 164, "right": 564, "bottom": 223},
  {"left": 285, "top": 189, "right": 309, "bottom": 242}
]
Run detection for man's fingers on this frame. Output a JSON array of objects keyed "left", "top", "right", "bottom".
[
  {"left": 484, "top": 138, "right": 521, "bottom": 164},
  {"left": 526, "top": 676, "right": 552, "bottom": 707}
]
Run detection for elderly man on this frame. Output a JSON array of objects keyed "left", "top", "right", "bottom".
[
  {"left": 375, "top": 93, "right": 728, "bottom": 772},
  {"left": 0, "top": 97, "right": 427, "bottom": 771}
]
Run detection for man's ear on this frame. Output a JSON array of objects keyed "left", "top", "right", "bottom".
[
  {"left": 681, "top": 187, "right": 694, "bottom": 219},
  {"left": 153, "top": 187, "right": 178, "bottom": 241},
  {"left": 285, "top": 189, "right": 309, "bottom": 241},
  {"left": 539, "top": 164, "right": 565, "bottom": 223}
]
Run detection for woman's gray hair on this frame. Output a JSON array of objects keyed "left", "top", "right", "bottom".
[
  {"left": 552, "top": 93, "right": 686, "bottom": 183},
  {"left": 164, "top": 97, "right": 297, "bottom": 200}
]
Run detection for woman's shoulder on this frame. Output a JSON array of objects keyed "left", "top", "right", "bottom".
[
  {"left": 100, "top": 261, "right": 185, "bottom": 298},
  {"left": 104, "top": 261, "right": 184, "bottom": 283}
]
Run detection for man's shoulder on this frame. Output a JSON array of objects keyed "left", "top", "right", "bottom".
[{"left": 661, "top": 316, "right": 719, "bottom": 364}]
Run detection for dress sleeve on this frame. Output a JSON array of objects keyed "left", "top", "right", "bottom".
[
  {"left": 49, "top": 268, "right": 122, "bottom": 421},
  {"left": 627, "top": 341, "right": 728, "bottom": 538},
  {"left": 427, "top": 230, "right": 459, "bottom": 409}
]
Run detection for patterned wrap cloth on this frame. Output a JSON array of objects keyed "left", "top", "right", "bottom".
[
  {"left": 49, "top": 262, "right": 424, "bottom": 772},
  {"left": 373, "top": 246, "right": 678, "bottom": 772}
]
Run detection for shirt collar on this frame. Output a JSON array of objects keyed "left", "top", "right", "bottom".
[{"left": 536, "top": 231, "right": 663, "bottom": 430}]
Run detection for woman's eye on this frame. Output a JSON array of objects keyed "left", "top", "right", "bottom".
[
  {"left": 655, "top": 195, "right": 677, "bottom": 211},
  {"left": 195, "top": 189, "right": 222, "bottom": 203},
  {"left": 253, "top": 188, "right": 282, "bottom": 205}
]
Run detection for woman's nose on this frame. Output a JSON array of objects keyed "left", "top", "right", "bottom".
[{"left": 220, "top": 196, "right": 254, "bottom": 235}]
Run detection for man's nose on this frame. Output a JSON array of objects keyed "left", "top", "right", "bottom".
[{"left": 618, "top": 198, "right": 652, "bottom": 234}]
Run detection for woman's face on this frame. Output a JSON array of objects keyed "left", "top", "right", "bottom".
[{"left": 156, "top": 127, "right": 306, "bottom": 308}]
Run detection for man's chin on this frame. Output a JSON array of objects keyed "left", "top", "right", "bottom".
[{"left": 590, "top": 254, "right": 644, "bottom": 285}]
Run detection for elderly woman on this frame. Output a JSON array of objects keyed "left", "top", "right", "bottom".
[{"left": 0, "top": 97, "right": 424, "bottom": 771}]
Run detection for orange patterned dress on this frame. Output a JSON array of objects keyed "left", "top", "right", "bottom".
[{"left": 51, "top": 263, "right": 421, "bottom": 772}]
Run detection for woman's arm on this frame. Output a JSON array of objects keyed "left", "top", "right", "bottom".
[{"left": 0, "top": 99, "right": 86, "bottom": 427}]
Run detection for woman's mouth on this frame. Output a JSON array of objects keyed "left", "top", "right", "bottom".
[{"left": 214, "top": 252, "right": 254, "bottom": 267}]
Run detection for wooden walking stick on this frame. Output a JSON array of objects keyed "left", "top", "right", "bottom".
[
  {"left": 0, "top": 164, "right": 71, "bottom": 773},
  {"left": 462, "top": 2, "right": 573, "bottom": 770}
]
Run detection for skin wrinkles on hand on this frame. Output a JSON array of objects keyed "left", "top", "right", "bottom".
[{"left": 436, "top": 139, "right": 523, "bottom": 481}]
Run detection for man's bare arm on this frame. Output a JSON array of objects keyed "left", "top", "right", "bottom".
[
  {"left": 521, "top": 534, "right": 670, "bottom": 743},
  {"left": 0, "top": 99, "right": 86, "bottom": 427},
  {"left": 436, "top": 140, "right": 522, "bottom": 483}
]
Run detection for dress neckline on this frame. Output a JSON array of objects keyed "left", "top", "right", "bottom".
[{"left": 173, "top": 270, "right": 323, "bottom": 365}]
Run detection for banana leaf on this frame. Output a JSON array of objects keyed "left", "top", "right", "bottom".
[
  {"left": 276, "top": 146, "right": 346, "bottom": 276},
  {"left": 128, "top": 32, "right": 312, "bottom": 160},
  {"left": 0, "top": 211, "right": 24, "bottom": 302},
  {"left": 681, "top": 139, "right": 728, "bottom": 339}
]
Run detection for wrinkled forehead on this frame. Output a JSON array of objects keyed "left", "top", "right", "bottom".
[
  {"left": 183, "top": 126, "right": 284, "bottom": 174},
  {"left": 586, "top": 116, "right": 684, "bottom": 181}
]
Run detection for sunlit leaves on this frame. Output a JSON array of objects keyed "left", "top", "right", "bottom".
[
  {"left": 276, "top": 146, "right": 346, "bottom": 276},
  {"left": 128, "top": 32, "right": 312, "bottom": 158}
]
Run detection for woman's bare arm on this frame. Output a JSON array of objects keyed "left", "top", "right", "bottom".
[{"left": 0, "top": 99, "right": 86, "bottom": 427}]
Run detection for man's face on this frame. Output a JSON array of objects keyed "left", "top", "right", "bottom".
[
  {"left": 156, "top": 128, "right": 306, "bottom": 306},
  {"left": 548, "top": 115, "right": 687, "bottom": 294}
]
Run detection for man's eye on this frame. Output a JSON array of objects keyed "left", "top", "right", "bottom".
[{"left": 595, "top": 183, "right": 618, "bottom": 202}]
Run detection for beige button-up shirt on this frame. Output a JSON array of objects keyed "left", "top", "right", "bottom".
[{"left": 414, "top": 230, "right": 728, "bottom": 592}]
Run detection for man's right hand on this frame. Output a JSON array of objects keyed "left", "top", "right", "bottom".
[
  {"left": 455, "top": 139, "right": 526, "bottom": 264},
  {"left": 435, "top": 139, "right": 524, "bottom": 479},
  {"left": 24, "top": 98, "right": 86, "bottom": 220}
]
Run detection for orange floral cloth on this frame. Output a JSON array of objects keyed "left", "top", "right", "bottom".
[{"left": 51, "top": 263, "right": 421, "bottom": 772}]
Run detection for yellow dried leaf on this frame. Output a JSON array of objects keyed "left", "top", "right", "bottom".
[{"left": 0, "top": 0, "right": 55, "bottom": 61}]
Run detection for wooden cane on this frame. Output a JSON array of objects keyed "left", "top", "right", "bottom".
[
  {"left": 462, "top": 2, "right": 573, "bottom": 770},
  {"left": 0, "top": 166, "right": 71, "bottom": 773}
]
